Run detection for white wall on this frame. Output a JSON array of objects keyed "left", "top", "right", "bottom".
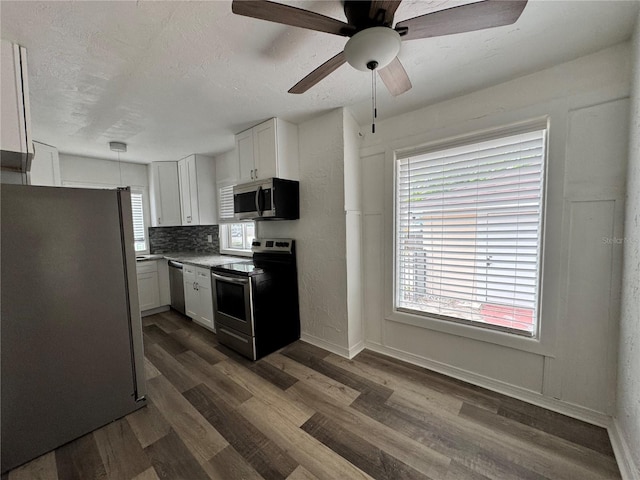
[
  {"left": 259, "top": 109, "right": 352, "bottom": 355},
  {"left": 615, "top": 11, "right": 640, "bottom": 479},
  {"left": 359, "top": 42, "right": 631, "bottom": 423},
  {"left": 59, "top": 154, "right": 151, "bottom": 251}
]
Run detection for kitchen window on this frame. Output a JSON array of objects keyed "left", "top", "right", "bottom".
[
  {"left": 131, "top": 191, "right": 147, "bottom": 252},
  {"left": 395, "top": 128, "right": 546, "bottom": 337},
  {"left": 218, "top": 184, "right": 254, "bottom": 255}
]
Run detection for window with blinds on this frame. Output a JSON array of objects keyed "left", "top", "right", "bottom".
[
  {"left": 218, "top": 184, "right": 235, "bottom": 222},
  {"left": 131, "top": 192, "right": 146, "bottom": 252},
  {"left": 395, "top": 128, "right": 546, "bottom": 336}
]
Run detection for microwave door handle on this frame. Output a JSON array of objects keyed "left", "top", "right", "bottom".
[
  {"left": 255, "top": 186, "right": 263, "bottom": 216},
  {"left": 211, "top": 272, "right": 250, "bottom": 285}
]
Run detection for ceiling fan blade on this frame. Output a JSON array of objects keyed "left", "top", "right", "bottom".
[
  {"left": 288, "top": 51, "right": 347, "bottom": 94},
  {"left": 378, "top": 57, "right": 412, "bottom": 96},
  {"left": 369, "top": 1, "right": 402, "bottom": 25},
  {"left": 232, "top": 0, "right": 356, "bottom": 37},
  {"left": 395, "top": 0, "right": 527, "bottom": 41}
]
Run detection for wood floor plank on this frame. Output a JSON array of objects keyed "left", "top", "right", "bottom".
[
  {"left": 497, "top": 397, "right": 615, "bottom": 457},
  {"left": 325, "top": 353, "right": 464, "bottom": 415},
  {"left": 445, "top": 461, "right": 492, "bottom": 480},
  {"left": 286, "top": 466, "right": 320, "bottom": 480},
  {"left": 212, "top": 358, "right": 314, "bottom": 426},
  {"left": 459, "top": 402, "right": 620, "bottom": 478},
  {"left": 146, "top": 375, "right": 228, "bottom": 464},
  {"left": 250, "top": 359, "right": 299, "bottom": 390},
  {"left": 93, "top": 417, "right": 151, "bottom": 479},
  {"left": 204, "top": 445, "right": 264, "bottom": 480},
  {"left": 282, "top": 344, "right": 393, "bottom": 402},
  {"left": 286, "top": 381, "right": 450, "bottom": 480},
  {"left": 7, "top": 452, "right": 58, "bottom": 480},
  {"left": 170, "top": 329, "right": 228, "bottom": 365},
  {"left": 154, "top": 311, "right": 188, "bottom": 333},
  {"left": 237, "top": 396, "right": 375, "bottom": 480},
  {"left": 54, "top": 433, "right": 107, "bottom": 480},
  {"left": 175, "top": 350, "right": 253, "bottom": 408},
  {"left": 264, "top": 353, "right": 361, "bottom": 406},
  {"left": 126, "top": 402, "right": 172, "bottom": 449},
  {"left": 280, "top": 341, "right": 332, "bottom": 361},
  {"left": 143, "top": 324, "right": 188, "bottom": 356},
  {"left": 144, "top": 357, "right": 162, "bottom": 380},
  {"left": 355, "top": 349, "right": 501, "bottom": 413},
  {"left": 352, "top": 394, "right": 548, "bottom": 480},
  {"left": 132, "top": 467, "right": 161, "bottom": 480},
  {"left": 183, "top": 383, "right": 298, "bottom": 480},
  {"left": 144, "top": 429, "right": 210, "bottom": 480},
  {"left": 145, "top": 342, "right": 200, "bottom": 393},
  {"left": 301, "top": 412, "right": 433, "bottom": 480}
]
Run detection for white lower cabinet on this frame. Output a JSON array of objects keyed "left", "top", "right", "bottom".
[
  {"left": 137, "top": 260, "right": 170, "bottom": 315},
  {"left": 137, "top": 262, "right": 160, "bottom": 312},
  {"left": 183, "top": 265, "right": 215, "bottom": 331}
]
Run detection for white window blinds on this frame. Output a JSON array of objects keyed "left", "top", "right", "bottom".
[
  {"left": 218, "top": 185, "right": 235, "bottom": 223},
  {"left": 131, "top": 192, "right": 146, "bottom": 252},
  {"left": 395, "top": 129, "right": 546, "bottom": 336}
]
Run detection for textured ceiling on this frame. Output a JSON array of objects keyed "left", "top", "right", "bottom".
[{"left": 0, "top": 0, "right": 638, "bottom": 163}]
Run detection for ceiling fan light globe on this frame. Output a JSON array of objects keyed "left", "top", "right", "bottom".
[{"left": 344, "top": 27, "right": 401, "bottom": 72}]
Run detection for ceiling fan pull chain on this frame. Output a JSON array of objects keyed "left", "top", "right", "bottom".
[{"left": 368, "top": 60, "right": 379, "bottom": 134}]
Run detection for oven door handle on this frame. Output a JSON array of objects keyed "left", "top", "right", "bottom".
[{"left": 211, "top": 272, "right": 250, "bottom": 285}]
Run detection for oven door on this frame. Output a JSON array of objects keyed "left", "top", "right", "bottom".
[{"left": 211, "top": 271, "right": 254, "bottom": 336}]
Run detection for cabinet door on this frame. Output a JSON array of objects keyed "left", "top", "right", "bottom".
[
  {"left": 151, "top": 162, "right": 181, "bottom": 226},
  {"left": 194, "top": 268, "right": 215, "bottom": 331},
  {"left": 236, "top": 128, "right": 255, "bottom": 184},
  {"left": 183, "top": 265, "right": 198, "bottom": 319},
  {"left": 137, "top": 271, "right": 160, "bottom": 311},
  {"left": 253, "top": 119, "right": 277, "bottom": 180},
  {"left": 186, "top": 155, "right": 200, "bottom": 225},
  {"left": 30, "top": 141, "right": 61, "bottom": 186},
  {"left": 178, "top": 158, "right": 193, "bottom": 225}
]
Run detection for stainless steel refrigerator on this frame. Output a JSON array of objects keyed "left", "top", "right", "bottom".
[{"left": 1, "top": 184, "right": 147, "bottom": 473}]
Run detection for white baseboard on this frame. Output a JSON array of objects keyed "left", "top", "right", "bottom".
[
  {"left": 348, "top": 340, "right": 365, "bottom": 359},
  {"left": 609, "top": 418, "right": 640, "bottom": 480},
  {"left": 363, "top": 341, "right": 611, "bottom": 428}
]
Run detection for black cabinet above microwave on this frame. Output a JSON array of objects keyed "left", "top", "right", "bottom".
[{"left": 233, "top": 178, "right": 299, "bottom": 221}]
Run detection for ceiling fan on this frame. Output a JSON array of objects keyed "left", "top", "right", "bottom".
[{"left": 232, "top": 0, "right": 528, "bottom": 97}]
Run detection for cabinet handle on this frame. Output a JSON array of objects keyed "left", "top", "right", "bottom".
[
  {"left": 250, "top": 169, "right": 254, "bottom": 180},
  {"left": 158, "top": 217, "right": 161, "bottom": 224},
  {"left": 255, "top": 168, "right": 258, "bottom": 178},
  {"left": 193, "top": 281, "right": 197, "bottom": 291}
]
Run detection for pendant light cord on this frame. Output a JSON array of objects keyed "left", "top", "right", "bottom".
[{"left": 371, "top": 68, "right": 378, "bottom": 134}]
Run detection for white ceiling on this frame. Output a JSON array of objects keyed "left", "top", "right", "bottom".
[{"left": 1, "top": 0, "right": 638, "bottom": 164}]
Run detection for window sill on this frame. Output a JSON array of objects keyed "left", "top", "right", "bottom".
[
  {"left": 219, "top": 247, "right": 252, "bottom": 257},
  {"left": 386, "top": 309, "right": 554, "bottom": 357}
]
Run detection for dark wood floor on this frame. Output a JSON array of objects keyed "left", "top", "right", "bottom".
[{"left": 6, "top": 310, "right": 621, "bottom": 480}]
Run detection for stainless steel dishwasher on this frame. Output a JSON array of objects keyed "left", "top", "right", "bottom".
[{"left": 168, "top": 260, "right": 185, "bottom": 315}]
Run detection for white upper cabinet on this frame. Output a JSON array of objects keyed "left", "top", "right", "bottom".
[
  {"left": 30, "top": 141, "right": 61, "bottom": 186},
  {"left": 235, "top": 118, "right": 299, "bottom": 184},
  {"left": 149, "top": 161, "right": 181, "bottom": 227},
  {"left": 177, "top": 154, "right": 217, "bottom": 225},
  {"left": 1, "top": 40, "right": 34, "bottom": 178}
]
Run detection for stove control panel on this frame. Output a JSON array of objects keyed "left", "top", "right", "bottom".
[{"left": 252, "top": 238, "right": 294, "bottom": 254}]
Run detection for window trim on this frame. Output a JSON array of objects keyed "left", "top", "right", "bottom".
[{"left": 384, "top": 117, "right": 555, "bottom": 356}]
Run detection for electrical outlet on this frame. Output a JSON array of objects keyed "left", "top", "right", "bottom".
[{"left": 207, "top": 234, "right": 213, "bottom": 243}]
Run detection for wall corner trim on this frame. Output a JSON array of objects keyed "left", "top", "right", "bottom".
[{"left": 609, "top": 418, "right": 640, "bottom": 480}]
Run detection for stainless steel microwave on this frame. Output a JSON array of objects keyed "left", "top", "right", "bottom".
[{"left": 233, "top": 177, "right": 299, "bottom": 221}]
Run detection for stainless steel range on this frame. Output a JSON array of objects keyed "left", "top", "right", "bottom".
[{"left": 210, "top": 238, "right": 300, "bottom": 360}]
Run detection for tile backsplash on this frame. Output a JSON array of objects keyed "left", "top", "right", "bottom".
[{"left": 149, "top": 225, "right": 219, "bottom": 254}]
